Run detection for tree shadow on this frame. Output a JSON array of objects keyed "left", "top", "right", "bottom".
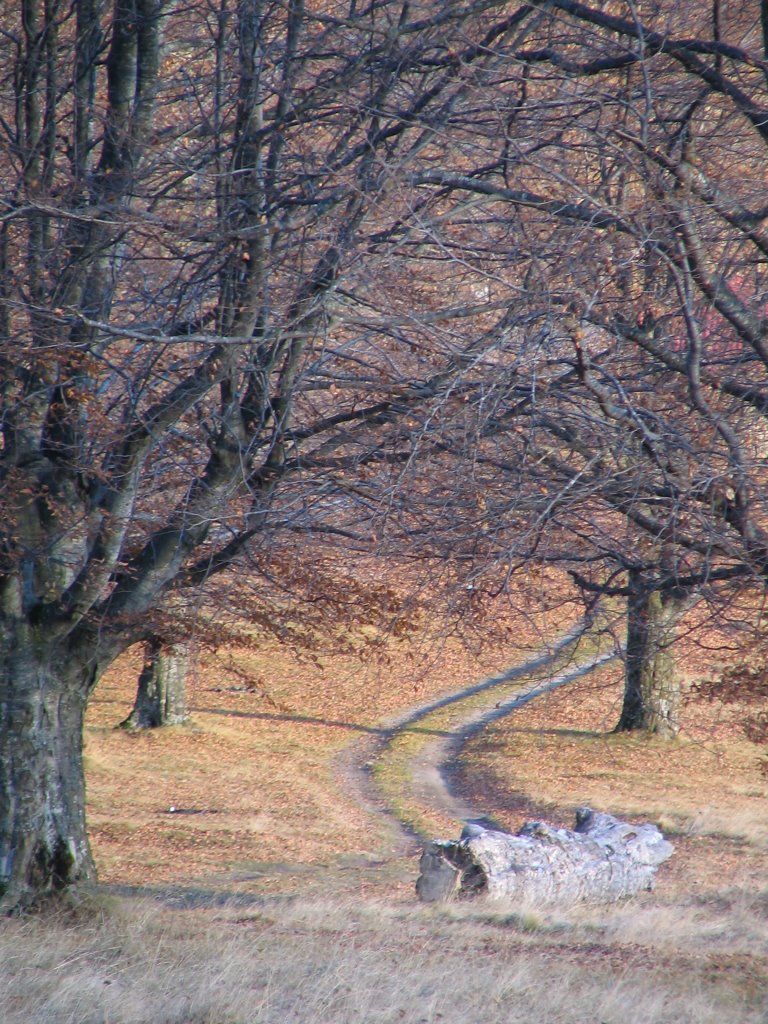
[
  {"left": 489, "top": 725, "right": 608, "bottom": 740},
  {"left": 89, "top": 698, "right": 453, "bottom": 737},
  {"left": 193, "top": 705, "right": 453, "bottom": 737}
]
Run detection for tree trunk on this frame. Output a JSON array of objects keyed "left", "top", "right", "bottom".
[
  {"left": 0, "top": 644, "right": 97, "bottom": 913},
  {"left": 416, "top": 808, "right": 673, "bottom": 904},
  {"left": 616, "top": 570, "right": 686, "bottom": 739},
  {"left": 120, "top": 637, "right": 190, "bottom": 729}
]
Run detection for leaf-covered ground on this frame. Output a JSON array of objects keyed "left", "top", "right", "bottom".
[
  {"left": 84, "top": 583, "right": 767, "bottom": 906},
  {"left": 50, "top": 579, "right": 766, "bottom": 1024}
]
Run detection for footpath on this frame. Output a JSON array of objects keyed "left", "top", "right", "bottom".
[{"left": 337, "top": 615, "right": 618, "bottom": 851}]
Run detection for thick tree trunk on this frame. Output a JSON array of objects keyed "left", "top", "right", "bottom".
[
  {"left": 416, "top": 808, "right": 673, "bottom": 904},
  {"left": 120, "top": 637, "right": 190, "bottom": 729},
  {"left": 0, "top": 644, "right": 97, "bottom": 913},
  {"left": 616, "top": 571, "right": 686, "bottom": 739}
]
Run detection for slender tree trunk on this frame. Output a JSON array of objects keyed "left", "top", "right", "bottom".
[
  {"left": 0, "top": 643, "right": 96, "bottom": 912},
  {"left": 121, "top": 637, "right": 190, "bottom": 729},
  {"left": 616, "top": 570, "right": 685, "bottom": 739}
]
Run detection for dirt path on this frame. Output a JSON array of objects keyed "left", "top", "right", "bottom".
[
  {"left": 403, "top": 648, "right": 617, "bottom": 828},
  {"left": 336, "top": 617, "right": 618, "bottom": 853}
]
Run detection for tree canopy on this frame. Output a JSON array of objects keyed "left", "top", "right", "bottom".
[{"left": 3, "top": 0, "right": 768, "bottom": 910}]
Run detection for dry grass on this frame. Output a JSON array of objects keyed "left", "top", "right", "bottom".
[
  {"left": 457, "top": 658, "right": 768, "bottom": 914},
  {"left": 2, "top": 891, "right": 766, "bottom": 1023},
  {"left": 3, "top": 585, "right": 767, "bottom": 1022},
  {"left": 458, "top": 661, "right": 768, "bottom": 844},
  {"left": 83, "top": 600, "right": 566, "bottom": 891}
]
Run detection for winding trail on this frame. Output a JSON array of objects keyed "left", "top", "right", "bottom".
[{"left": 337, "top": 616, "right": 619, "bottom": 855}]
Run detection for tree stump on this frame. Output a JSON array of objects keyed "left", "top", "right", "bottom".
[{"left": 416, "top": 807, "right": 673, "bottom": 904}]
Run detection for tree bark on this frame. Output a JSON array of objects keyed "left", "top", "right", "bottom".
[
  {"left": 416, "top": 808, "right": 673, "bottom": 904},
  {"left": 0, "top": 643, "right": 97, "bottom": 912},
  {"left": 121, "top": 637, "right": 190, "bottom": 729},
  {"left": 3, "top": 0, "right": 545, "bottom": 913},
  {"left": 616, "top": 570, "right": 686, "bottom": 739}
]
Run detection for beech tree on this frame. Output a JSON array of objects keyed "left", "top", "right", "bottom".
[
  {"left": 378, "top": 0, "right": 768, "bottom": 736},
  {"left": 5, "top": 0, "right": 768, "bottom": 913},
  {"left": 513, "top": 0, "right": 768, "bottom": 731},
  {"left": 120, "top": 636, "right": 190, "bottom": 729},
  {"left": 0, "top": 0, "right": 546, "bottom": 911}
]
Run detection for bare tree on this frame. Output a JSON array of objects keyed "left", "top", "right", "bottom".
[
  {"left": 0, "top": 0, "right": 543, "bottom": 911},
  {"left": 375, "top": 0, "right": 768, "bottom": 735},
  {"left": 5, "top": 0, "right": 767, "bottom": 914}
]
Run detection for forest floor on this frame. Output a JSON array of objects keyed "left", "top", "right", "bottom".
[{"left": 2, "top": 582, "right": 767, "bottom": 1023}]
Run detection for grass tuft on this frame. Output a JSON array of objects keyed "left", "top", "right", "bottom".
[{"left": 2, "top": 893, "right": 766, "bottom": 1024}]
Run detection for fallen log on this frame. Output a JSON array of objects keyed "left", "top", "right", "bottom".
[{"left": 416, "top": 807, "right": 673, "bottom": 904}]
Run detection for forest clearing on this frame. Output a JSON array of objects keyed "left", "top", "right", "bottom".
[
  {"left": 3, "top": 1, "right": 768, "bottom": 1018},
  {"left": 3, "top": 585, "right": 767, "bottom": 1023}
]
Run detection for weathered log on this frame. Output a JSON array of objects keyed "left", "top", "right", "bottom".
[{"left": 416, "top": 807, "right": 673, "bottom": 904}]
